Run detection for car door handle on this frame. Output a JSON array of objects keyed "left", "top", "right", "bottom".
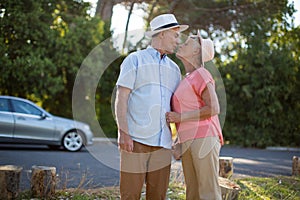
[{"left": 17, "top": 116, "right": 26, "bottom": 120}]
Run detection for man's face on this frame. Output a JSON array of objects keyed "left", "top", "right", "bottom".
[{"left": 161, "top": 28, "right": 180, "bottom": 54}]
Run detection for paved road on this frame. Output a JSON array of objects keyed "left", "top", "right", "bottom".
[
  {"left": 0, "top": 141, "right": 120, "bottom": 190},
  {"left": 220, "top": 146, "right": 299, "bottom": 178},
  {"left": 0, "top": 140, "right": 299, "bottom": 190}
]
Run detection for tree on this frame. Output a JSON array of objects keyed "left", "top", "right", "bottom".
[
  {"left": 44, "top": 1, "right": 107, "bottom": 118},
  {"left": 0, "top": 0, "right": 63, "bottom": 99},
  {"left": 219, "top": 2, "right": 299, "bottom": 147},
  {"left": 95, "top": 0, "right": 123, "bottom": 35},
  {"left": 0, "top": 0, "right": 109, "bottom": 132}
]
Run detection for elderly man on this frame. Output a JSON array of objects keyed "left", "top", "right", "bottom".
[{"left": 115, "top": 14, "right": 188, "bottom": 199}]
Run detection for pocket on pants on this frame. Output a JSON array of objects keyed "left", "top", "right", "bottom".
[{"left": 198, "top": 137, "right": 219, "bottom": 159}]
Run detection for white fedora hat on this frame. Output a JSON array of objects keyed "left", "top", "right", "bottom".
[
  {"left": 145, "top": 14, "right": 189, "bottom": 37},
  {"left": 197, "top": 30, "right": 214, "bottom": 63}
]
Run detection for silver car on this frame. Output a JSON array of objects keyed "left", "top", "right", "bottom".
[{"left": 0, "top": 96, "right": 93, "bottom": 151}]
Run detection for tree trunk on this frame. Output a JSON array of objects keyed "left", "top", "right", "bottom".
[
  {"left": 96, "top": 0, "right": 114, "bottom": 21},
  {"left": 31, "top": 165, "right": 56, "bottom": 198},
  {"left": 219, "top": 156, "right": 234, "bottom": 179},
  {"left": 219, "top": 177, "right": 241, "bottom": 200},
  {"left": 0, "top": 165, "right": 23, "bottom": 200},
  {"left": 95, "top": 0, "right": 124, "bottom": 34}
]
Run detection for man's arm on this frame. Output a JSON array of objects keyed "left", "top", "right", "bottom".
[{"left": 115, "top": 86, "right": 133, "bottom": 152}]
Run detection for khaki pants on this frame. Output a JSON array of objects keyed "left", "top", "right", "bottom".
[
  {"left": 120, "top": 141, "right": 172, "bottom": 200},
  {"left": 182, "top": 137, "right": 222, "bottom": 200}
]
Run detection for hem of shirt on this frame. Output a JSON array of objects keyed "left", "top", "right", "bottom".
[{"left": 132, "top": 138, "right": 172, "bottom": 150}]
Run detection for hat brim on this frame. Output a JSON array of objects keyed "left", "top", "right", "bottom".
[
  {"left": 196, "top": 30, "right": 214, "bottom": 63},
  {"left": 145, "top": 24, "right": 189, "bottom": 37}
]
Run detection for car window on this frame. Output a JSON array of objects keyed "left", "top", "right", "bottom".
[
  {"left": 0, "top": 98, "right": 10, "bottom": 112},
  {"left": 12, "top": 100, "right": 42, "bottom": 116}
]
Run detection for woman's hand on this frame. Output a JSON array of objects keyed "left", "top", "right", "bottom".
[{"left": 166, "top": 112, "right": 181, "bottom": 123}]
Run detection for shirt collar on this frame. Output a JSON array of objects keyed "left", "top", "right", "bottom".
[{"left": 147, "top": 46, "right": 167, "bottom": 60}]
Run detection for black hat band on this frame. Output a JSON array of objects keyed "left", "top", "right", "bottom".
[{"left": 153, "top": 22, "right": 179, "bottom": 31}]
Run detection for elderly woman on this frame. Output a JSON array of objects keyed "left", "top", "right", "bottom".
[{"left": 166, "top": 30, "right": 224, "bottom": 200}]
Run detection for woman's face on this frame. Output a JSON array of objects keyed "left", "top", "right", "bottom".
[{"left": 176, "top": 36, "right": 200, "bottom": 60}]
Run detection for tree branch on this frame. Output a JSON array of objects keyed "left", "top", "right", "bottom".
[{"left": 122, "top": 1, "right": 135, "bottom": 54}]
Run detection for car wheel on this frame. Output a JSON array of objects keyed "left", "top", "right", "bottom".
[{"left": 63, "top": 131, "right": 84, "bottom": 152}]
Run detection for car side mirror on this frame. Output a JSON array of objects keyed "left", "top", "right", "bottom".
[{"left": 40, "top": 113, "right": 47, "bottom": 120}]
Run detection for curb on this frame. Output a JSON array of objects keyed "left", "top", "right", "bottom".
[
  {"left": 93, "top": 137, "right": 117, "bottom": 142},
  {"left": 266, "top": 146, "right": 300, "bottom": 152}
]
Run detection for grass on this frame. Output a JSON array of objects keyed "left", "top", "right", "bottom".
[
  {"left": 17, "top": 176, "right": 300, "bottom": 199},
  {"left": 237, "top": 176, "right": 300, "bottom": 200}
]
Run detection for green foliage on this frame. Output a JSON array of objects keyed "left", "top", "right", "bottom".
[
  {"left": 218, "top": 4, "right": 300, "bottom": 147},
  {"left": 97, "top": 55, "right": 126, "bottom": 138},
  {"left": 165, "top": 182, "right": 186, "bottom": 200},
  {"left": 237, "top": 176, "right": 300, "bottom": 200},
  {"left": 0, "top": 0, "right": 63, "bottom": 99},
  {"left": 0, "top": 0, "right": 115, "bottom": 138},
  {"left": 145, "top": 0, "right": 294, "bottom": 34},
  {"left": 40, "top": 1, "right": 107, "bottom": 118}
]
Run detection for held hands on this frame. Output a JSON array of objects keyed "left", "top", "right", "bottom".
[
  {"left": 118, "top": 112, "right": 181, "bottom": 152},
  {"left": 166, "top": 112, "right": 181, "bottom": 123},
  {"left": 118, "top": 130, "right": 134, "bottom": 152}
]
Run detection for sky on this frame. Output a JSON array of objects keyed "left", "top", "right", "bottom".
[
  {"left": 110, "top": 4, "right": 146, "bottom": 51},
  {"left": 292, "top": 0, "right": 300, "bottom": 25},
  {"left": 85, "top": 1, "right": 145, "bottom": 34}
]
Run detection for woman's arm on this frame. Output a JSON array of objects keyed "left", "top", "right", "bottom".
[{"left": 166, "top": 82, "right": 220, "bottom": 123}]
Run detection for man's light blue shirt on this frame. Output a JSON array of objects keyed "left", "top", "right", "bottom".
[{"left": 116, "top": 46, "right": 181, "bottom": 149}]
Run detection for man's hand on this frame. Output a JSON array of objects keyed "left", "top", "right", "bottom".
[{"left": 118, "top": 130, "right": 134, "bottom": 152}]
